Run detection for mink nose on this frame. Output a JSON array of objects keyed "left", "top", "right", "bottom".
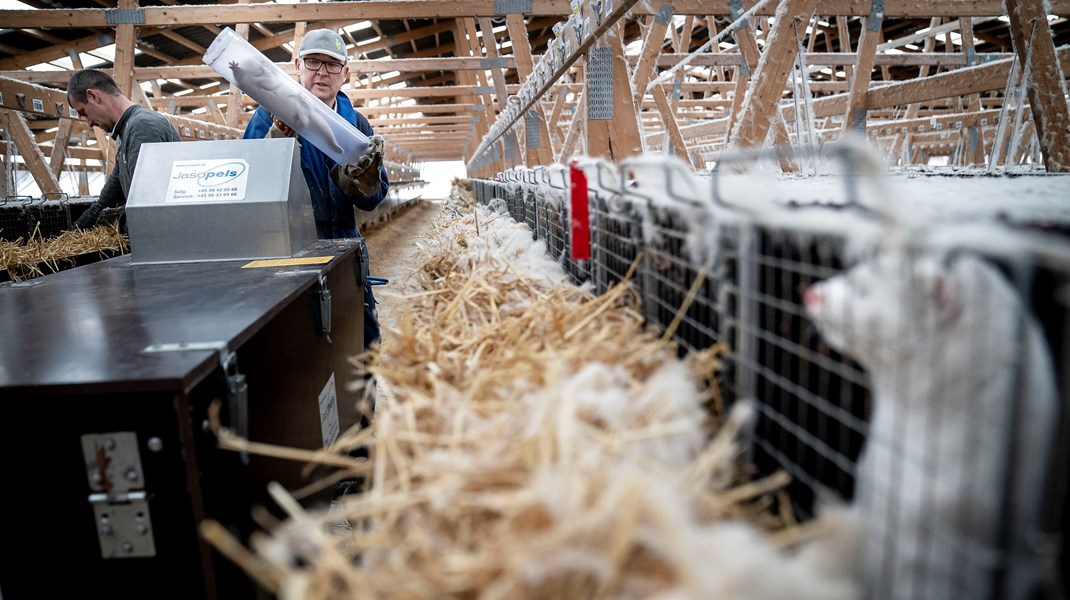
[{"left": 803, "top": 285, "right": 821, "bottom": 308}]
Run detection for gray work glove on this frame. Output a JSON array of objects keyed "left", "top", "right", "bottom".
[
  {"left": 331, "top": 135, "right": 385, "bottom": 197},
  {"left": 266, "top": 114, "right": 295, "bottom": 138}
]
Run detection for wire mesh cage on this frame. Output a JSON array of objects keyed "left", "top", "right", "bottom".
[
  {"left": 737, "top": 227, "right": 869, "bottom": 516},
  {"left": 1, "top": 195, "right": 98, "bottom": 242},
  {"left": 464, "top": 144, "right": 1069, "bottom": 599},
  {"left": 585, "top": 163, "right": 644, "bottom": 297},
  {"left": 0, "top": 196, "right": 34, "bottom": 242}
]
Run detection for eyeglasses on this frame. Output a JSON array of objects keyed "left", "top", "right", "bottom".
[{"left": 302, "top": 57, "right": 345, "bottom": 74}]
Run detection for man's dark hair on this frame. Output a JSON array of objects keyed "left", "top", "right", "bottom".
[{"left": 67, "top": 69, "right": 122, "bottom": 104}]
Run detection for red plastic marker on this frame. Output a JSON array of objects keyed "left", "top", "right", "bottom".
[{"left": 569, "top": 160, "right": 591, "bottom": 261}]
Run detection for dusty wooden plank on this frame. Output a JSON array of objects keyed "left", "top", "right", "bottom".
[
  {"left": 0, "top": 33, "right": 115, "bottom": 72},
  {"left": 469, "top": 0, "right": 641, "bottom": 167},
  {"left": 888, "top": 17, "right": 940, "bottom": 163},
  {"left": 505, "top": 15, "right": 534, "bottom": 77},
  {"left": 546, "top": 84, "right": 570, "bottom": 152},
  {"left": 652, "top": 83, "right": 706, "bottom": 169},
  {"left": 637, "top": 51, "right": 1013, "bottom": 67},
  {"left": 632, "top": 4, "right": 674, "bottom": 104},
  {"left": 481, "top": 16, "right": 547, "bottom": 165},
  {"left": 111, "top": 0, "right": 139, "bottom": 99},
  {"left": 0, "top": 75, "right": 70, "bottom": 118},
  {"left": 2, "top": 49, "right": 1013, "bottom": 87},
  {"left": 0, "top": 0, "right": 1049, "bottom": 29},
  {"left": 958, "top": 17, "right": 986, "bottom": 165},
  {"left": 48, "top": 118, "right": 73, "bottom": 178},
  {"left": 1, "top": 108, "right": 62, "bottom": 194},
  {"left": 729, "top": 0, "right": 816, "bottom": 150},
  {"left": 349, "top": 85, "right": 518, "bottom": 99},
  {"left": 605, "top": 23, "right": 644, "bottom": 160},
  {"left": 558, "top": 84, "right": 586, "bottom": 162},
  {"left": 865, "top": 45, "right": 1070, "bottom": 109},
  {"left": 843, "top": 4, "right": 885, "bottom": 132},
  {"left": 477, "top": 17, "right": 511, "bottom": 108},
  {"left": 505, "top": 14, "right": 554, "bottom": 165},
  {"left": 226, "top": 14, "right": 250, "bottom": 129},
  {"left": 452, "top": 20, "right": 492, "bottom": 164},
  {"left": 1006, "top": 0, "right": 1070, "bottom": 172},
  {"left": 727, "top": 6, "right": 798, "bottom": 171}
]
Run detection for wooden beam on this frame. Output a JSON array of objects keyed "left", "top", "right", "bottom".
[
  {"left": 841, "top": 1, "right": 884, "bottom": 132},
  {"left": 728, "top": 7, "right": 798, "bottom": 172},
  {"left": 652, "top": 83, "right": 705, "bottom": 169},
  {"left": 865, "top": 45, "right": 1070, "bottom": 110},
  {"left": 729, "top": 0, "right": 815, "bottom": 151},
  {"left": 506, "top": 14, "right": 553, "bottom": 165},
  {"left": 605, "top": 22, "right": 644, "bottom": 160},
  {"left": 1006, "top": 0, "right": 1070, "bottom": 172},
  {"left": 164, "top": 112, "right": 243, "bottom": 141},
  {"left": 0, "top": 76, "right": 71, "bottom": 119},
  {"left": 454, "top": 18, "right": 493, "bottom": 164},
  {"left": 1, "top": 108, "right": 62, "bottom": 195},
  {"left": 0, "top": 33, "right": 116, "bottom": 71},
  {"left": 110, "top": 0, "right": 138, "bottom": 98},
  {"left": 958, "top": 17, "right": 986, "bottom": 165},
  {"left": 888, "top": 17, "right": 939, "bottom": 164},
  {"left": 369, "top": 115, "right": 474, "bottom": 126},
  {"left": 632, "top": 4, "right": 674, "bottom": 104},
  {"left": 349, "top": 85, "right": 517, "bottom": 99},
  {"left": 0, "top": 57, "right": 513, "bottom": 87},
  {"left": 48, "top": 118, "right": 74, "bottom": 178},
  {"left": 0, "top": 1, "right": 1052, "bottom": 29},
  {"left": 226, "top": 9, "right": 250, "bottom": 129},
  {"left": 558, "top": 85, "right": 586, "bottom": 162},
  {"left": 637, "top": 51, "right": 1015, "bottom": 67},
  {"left": 546, "top": 83, "right": 570, "bottom": 150}
]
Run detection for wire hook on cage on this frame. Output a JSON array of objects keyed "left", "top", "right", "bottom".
[{"left": 709, "top": 143, "right": 890, "bottom": 222}]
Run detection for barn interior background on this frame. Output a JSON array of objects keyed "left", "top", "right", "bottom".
[{"left": 1, "top": 0, "right": 1069, "bottom": 599}]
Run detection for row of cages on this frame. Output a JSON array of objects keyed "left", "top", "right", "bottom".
[
  {"left": 356, "top": 182, "right": 427, "bottom": 231},
  {"left": 468, "top": 150, "right": 1070, "bottom": 600},
  {"left": 0, "top": 194, "right": 96, "bottom": 242}
]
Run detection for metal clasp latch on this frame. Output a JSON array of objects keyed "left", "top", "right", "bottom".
[
  {"left": 221, "top": 350, "right": 249, "bottom": 463},
  {"left": 318, "top": 273, "right": 332, "bottom": 343}
]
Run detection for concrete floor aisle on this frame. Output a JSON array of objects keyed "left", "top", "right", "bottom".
[{"left": 362, "top": 199, "right": 443, "bottom": 334}]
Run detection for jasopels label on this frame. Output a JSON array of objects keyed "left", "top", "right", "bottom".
[{"left": 164, "top": 158, "right": 250, "bottom": 203}]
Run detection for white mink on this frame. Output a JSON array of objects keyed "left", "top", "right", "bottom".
[
  {"left": 229, "top": 59, "right": 346, "bottom": 157},
  {"left": 803, "top": 250, "right": 1056, "bottom": 600}
]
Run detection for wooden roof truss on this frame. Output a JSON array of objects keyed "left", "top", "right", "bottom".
[{"left": 0, "top": 0, "right": 1066, "bottom": 194}]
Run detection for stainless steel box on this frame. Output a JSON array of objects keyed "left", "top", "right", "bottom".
[{"left": 126, "top": 137, "right": 317, "bottom": 264}]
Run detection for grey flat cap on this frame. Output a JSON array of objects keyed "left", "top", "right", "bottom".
[{"left": 298, "top": 29, "right": 348, "bottom": 63}]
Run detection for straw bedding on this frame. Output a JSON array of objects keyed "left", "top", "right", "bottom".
[
  {"left": 203, "top": 186, "right": 860, "bottom": 600},
  {"left": 0, "top": 221, "right": 128, "bottom": 282}
]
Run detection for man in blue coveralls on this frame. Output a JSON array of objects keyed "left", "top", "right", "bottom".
[{"left": 243, "top": 28, "right": 389, "bottom": 351}]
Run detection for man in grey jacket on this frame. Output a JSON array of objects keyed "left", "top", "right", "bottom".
[{"left": 67, "top": 69, "right": 181, "bottom": 229}]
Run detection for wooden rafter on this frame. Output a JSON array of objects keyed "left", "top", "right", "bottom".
[{"left": 729, "top": 0, "right": 816, "bottom": 151}]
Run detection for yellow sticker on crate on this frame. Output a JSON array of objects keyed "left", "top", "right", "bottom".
[{"left": 241, "top": 256, "right": 335, "bottom": 268}]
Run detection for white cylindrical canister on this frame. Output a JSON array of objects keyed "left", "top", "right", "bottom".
[{"left": 204, "top": 27, "right": 369, "bottom": 165}]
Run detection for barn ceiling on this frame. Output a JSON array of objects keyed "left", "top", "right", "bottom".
[{"left": 0, "top": 0, "right": 1067, "bottom": 173}]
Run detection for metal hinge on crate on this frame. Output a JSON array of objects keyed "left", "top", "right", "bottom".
[{"left": 81, "top": 432, "right": 157, "bottom": 559}]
